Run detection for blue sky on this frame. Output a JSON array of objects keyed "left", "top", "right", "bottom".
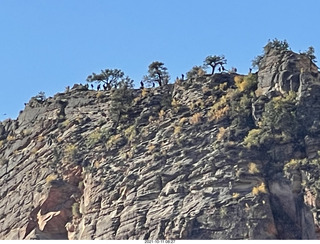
[{"left": 0, "top": 0, "right": 319, "bottom": 121}]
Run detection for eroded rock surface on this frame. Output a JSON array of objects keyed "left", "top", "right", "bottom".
[{"left": 1, "top": 49, "right": 320, "bottom": 239}]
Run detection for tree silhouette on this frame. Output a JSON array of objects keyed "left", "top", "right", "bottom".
[
  {"left": 204, "top": 55, "right": 227, "bottom": 74},
  {"left": 302, "top": 46, "right": 317, "bottom": 63},
  {"left": 86, "top": 69, "right": 129, "bottom": 89},
  {"left": 143, "top": 61, "right": 170, "bottom": 87},
  {"left": 109, "top": 81, "right": 134, "bottom": 133},
  {"left": 264, "top": 38, "right": 289, "bottom": 54}
]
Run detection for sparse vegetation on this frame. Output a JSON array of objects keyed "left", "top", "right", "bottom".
[
  {"left": 232, "top": 192, "right": 240, "bottom": 199},
  {"left": 243, "top": 128, "right": 263, "bottom": 148},
  {"left": 248, "top": 162, "right": 260, "bottom": 174},
  {"left": 46, "top": 174, "right": 58, "bottom": 184},
  {"left": 87, "top": 128, "right": 110, "bottom": 148},
  {"left": 207, "top": 103, "right": 230, "bottom": 122},
  {"left": 243, "top": 91, "right": 299, "bottom": 149},
  {"left": 61, "top": 119, "right": 71, "bottom": 128},
  {"left": 65, "top": 144, "right": 78, "bottom": 161},
  {"left": 217, "top": 127, "right": 227, "bottom": 141},
  {"left": 6, "top": 135, "right": 15, "bottom": 142},
  {"left": 173, "top": 125, "right": 182, "bottom": 135},
  {"left": 189, "top": 113, "right": 202, "bottom": 125},
  {"left": 158, "top": 110, "right": 165, "bottom": 121},
  {"left": 147, "top": 144, "right": 156, "bottom": 153},
  {"left": 252, "top": 182, "right": 267, "bottom": 195},
  {"left": 179, "top": 117, "right": 188, "bottom": 125},
  {"left": 72, "top": 202, "right": 81, "bottom": 218},
  {"left": 141, "top": 88, "right": 148, "bottom": 98},
  {"left": 186, "top": 66, "right": 206, "bottom": 79},
  {"left": 234, "top": 74, "right": 257, "bottom": 92},
  {"left": 0, "top": 140, "right": 5, "bottom": 148},
  {"left": 124, "top": 125, "right": 137, "bottom": 142},
  {"left": 106, "top": 134, "right": 122, "bottom": 149},
  {"left": 96, "top": 91, "right": 105, "bottom": 99}
]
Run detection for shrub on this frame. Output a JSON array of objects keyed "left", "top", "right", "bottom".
[
  {"left": 234, "top": 74, "right": 257, "bottom": 92},
  {"left": 46, "top": 174, "right": 58, "bottom": 184},
  {"left": 174, "top": 125, "right": 182, "bottom": 135},
  {"left": 220, "top": 207, "right": 227, "bottom": 217},
  {"left": 37, "top": 135, "right": 45, "bottom": 142},
  {"left": 284, "top": 158, "right": 301, "bottom": 171},
  {"left": 243, "top": 129, "right": 263, "bottom": 148},
  {"left": 6, "top": 135, "right": 15, "bottom": 141},
  {"left": 148, "top": 144, "right": 156, "bottom": 153},
  {"left": 186, "top": 66, "right": 206, "bottom": 79},
  {"left": 106, "top": 134, "right": 122, "bottom": 149},
  {"left": 217, "top": 127, "right": 227, "bottom": 141},
  {"left": 124, "top": 125, "right": 136, "bottom": 142},
  {"left": 96, "top": 91, "right": 105, "bottom": 99},
  {"left": 171, "top": 98, "right": 179, "bottom": 107},
  {"left": 158, "top": 109, "right": 165, "bottom": 121},
  {"left": 141, "top": 88, "right": 148, "bottom": 97},
  {"left": 252, "top": 182, "right": 267, "bottom": 195},
  {"left": 78, "top": 181, "right": 84, "bottom": 191},
  {"left": 300, "top": 46, "right": 317, "bottom": 63},
  {"left": 219, "top": 82, "right": 228, "bottom": 91},
  {"left": 65, "top": 144, "right": 78, "bottom": 161},
  {"left": 179, "top": 117, "right": 188, "bottom": 125},
  {"left": 22, "top": 129, "right": 32, "bottom": 136},
  {"left": 31, "top": 147, "right": 39, "bottom": 155},
  {"left": 189, "top": 113, "right": 202, "bottom": 125},
  {"left": 72, "top": 202, "right": 81, "bottom": 218},
  {"left": 207, "top": 105, "right": 229, "bottom": 122},
  {"left": 87, "top": 128, "right": 110, "bottom": 148},
  {"left": 61, "top": 119, "right": 71, "bottom": 128},
  {"left": 109, "top": 84, "right": 134, "bottom": 132},
  {"left": 232, "top": 192, "right": 240, "bottom": 199},
  {"left": 248, "top": 162, "right": 260, "bottom": 174}
]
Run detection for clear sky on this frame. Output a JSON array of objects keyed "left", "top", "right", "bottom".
[{"left": 0, "top": 0, "right": 319, "bottom": 121}]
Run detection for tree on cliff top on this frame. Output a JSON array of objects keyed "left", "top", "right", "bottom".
[
  {"left": 252, "top": 39, "right": 290, "bottom": 69},
  {"left": 204, "top": 55, "right": 227, "bottom": 74},
  {"left": 301, "top": 46, "right": 317, "bottom": 63},
  {"left": 143, "top": 61, "right": 170, "bottom": 87},
  {"left": 86, "top": 69, "right": 132, "bottom": 89},
  {"left": 264, "top": 38, "right": 289, "bottom": 54}
]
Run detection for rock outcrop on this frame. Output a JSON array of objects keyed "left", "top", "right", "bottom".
[{"left": 0, "top": 48, "right": 320, "bottom": 240}]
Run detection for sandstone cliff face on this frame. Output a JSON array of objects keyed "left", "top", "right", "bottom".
[{"left": 0, "top": 49, "right": 320, "bottom": 240}]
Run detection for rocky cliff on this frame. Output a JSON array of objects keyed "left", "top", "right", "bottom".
[{"left": 1, "top": 48, "right": 320, "bottom": 240}]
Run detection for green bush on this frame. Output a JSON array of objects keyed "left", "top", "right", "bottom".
[
  {"left": 86, "top": 128, "right": 110, "bottom": 148},
  {"left": 243, "top": 91, "right": 300, "bottom": 149},
  {"left": 72, "top": 202, "right": 81, "bottom": 218}
]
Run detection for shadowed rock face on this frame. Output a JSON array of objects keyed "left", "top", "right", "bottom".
[
  {"left": 0, "top": 51, "right": 320, "bottom": 240},
  {"left": 256, "top": 48, "right": 318, "bottom": 96}
]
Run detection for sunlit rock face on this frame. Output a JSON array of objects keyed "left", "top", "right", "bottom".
[{"left": 1, "top": 51, "right": 320, "bottom": 239}]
